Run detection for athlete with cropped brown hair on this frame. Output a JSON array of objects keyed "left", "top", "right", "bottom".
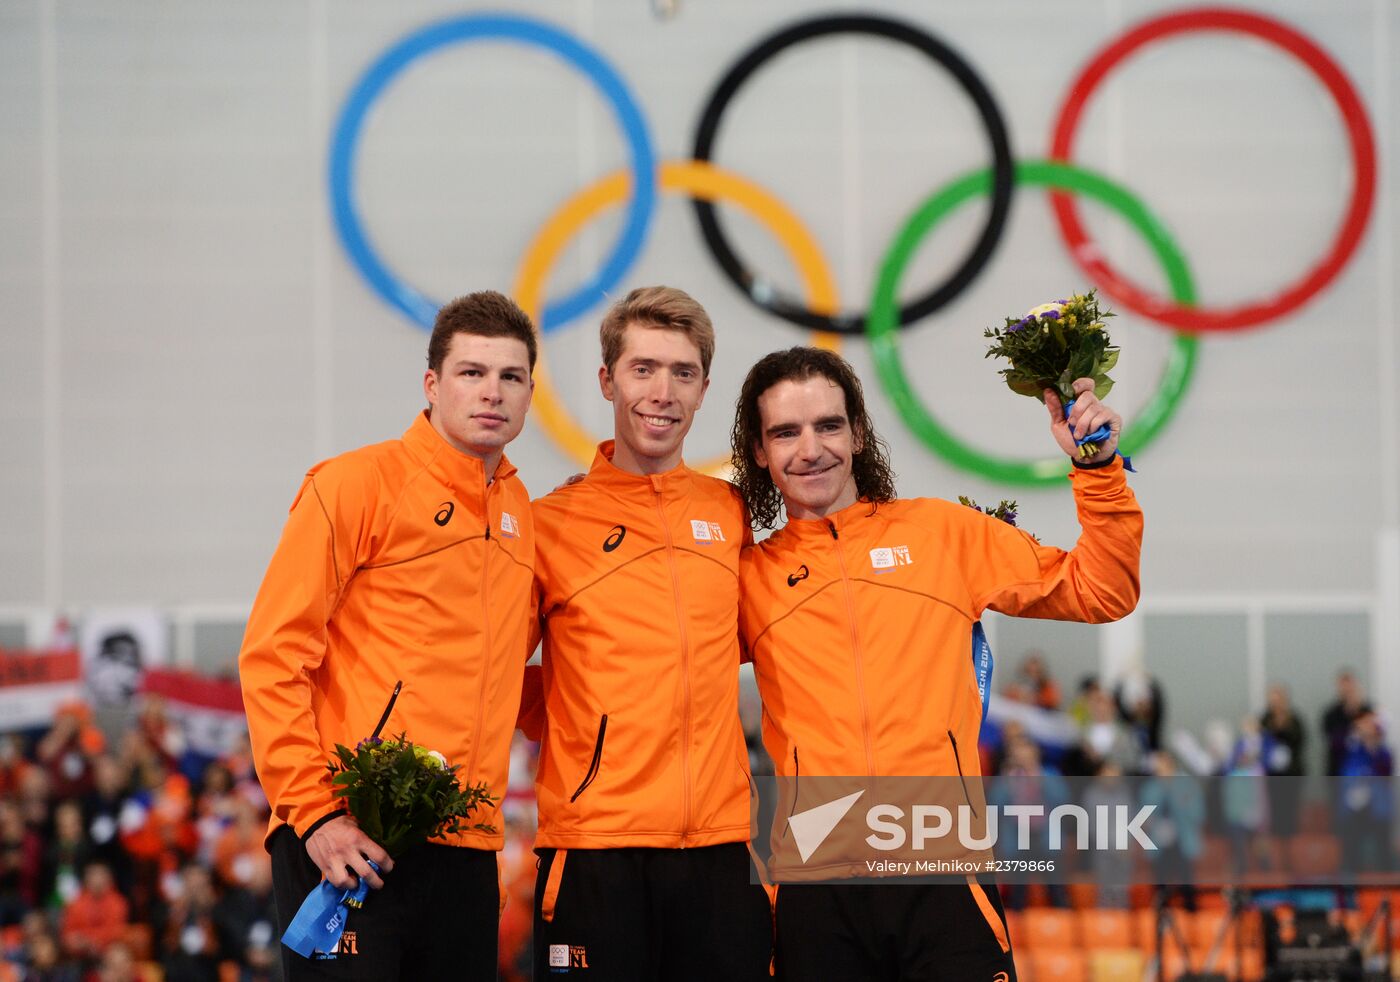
[
  {"left": 732, "top": 346, "right": 1142, "bottom": 981},
  {"left": 525, "top": 286, "right": 772, "bottom": 981},
  {"left": 239, "top": 290, "right": 537, "bottom": 981}
]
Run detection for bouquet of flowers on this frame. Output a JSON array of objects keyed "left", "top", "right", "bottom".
[
  {"left": 983, "top": 290, "right": 1119, "bottom": 461},
  {"left": 282, "top": 682, "right": 496, "bottom": 959},
  {"left": 327, "top": 733, "right": 496, "bottom": 857}
]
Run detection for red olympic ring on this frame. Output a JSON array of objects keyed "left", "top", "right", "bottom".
[{"left": 1049, "top": 7, "right": 1377, "bottom": 333}]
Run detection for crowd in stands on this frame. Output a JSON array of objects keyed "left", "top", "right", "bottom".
[
  {"left": 1, "top": 699, "right": 278, "bottom": 982},
  {"left": 0, "top": 653, "right": 1393, "bottom": 980}
]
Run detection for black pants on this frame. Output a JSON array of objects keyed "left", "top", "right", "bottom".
[
  {"left": 270, "top": 825, "right": 499, "bottom": 981},
  {"left": 533, "top": 843, "right": 772, "bottom": 981},
  {"left": 775, "top": 879, "right": 1015, "bottom": 982}
]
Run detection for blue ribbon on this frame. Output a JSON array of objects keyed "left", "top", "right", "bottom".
[
  {"left": 282, "top": 859, "right": 381, "bottom": 959},
  {"left": 1064, "top": 398, "right": 1134, "bottom": 472},
  {"left": 971, "top": 622, "right": 994, "bottom": 739}
]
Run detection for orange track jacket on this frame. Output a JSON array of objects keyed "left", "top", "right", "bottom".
[
  {"left": 739, "top": 460, "right": 1142, "bottom": 785},
  {"left": 239, "top": 411, "right": 534, "bottom": 850},
  {"left": 530, "top": 442, "right": 754, "bottom": 849}
]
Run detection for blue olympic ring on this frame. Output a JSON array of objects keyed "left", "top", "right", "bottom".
[{"left": 328, "top": 12, "right": 657, "bottom": 333}]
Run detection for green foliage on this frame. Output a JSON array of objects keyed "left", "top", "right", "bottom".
[
  {"left": 983, "top": 290, "right": 1119, "bottom": 409},
  {"left": 327, "top": 734, "right": 497, "bottom": 857},
  {"left": 957, "top": 496, "right": 1039, "bottom": 542}
]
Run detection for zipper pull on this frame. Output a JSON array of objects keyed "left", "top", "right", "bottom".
[
  {"left": 484, "top": 524, "right": 491, "bottom": 541},
  {"left": 827, "top": 521, "right": 839, "bottom": 540}
]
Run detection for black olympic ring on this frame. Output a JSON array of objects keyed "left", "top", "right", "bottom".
[{"left": 690, "top": 13, "right": 1016, "bottom": 336}]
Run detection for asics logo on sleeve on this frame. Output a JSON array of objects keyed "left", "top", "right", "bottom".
[
  {"left": 434, "top": 502, "right": 454, "bottom": 526},
  {"left": 786, "top": 564, "right": 809, "bottom": 587},
  {"left": 602, "top": 525, "right": 626, "bottom": 552}
]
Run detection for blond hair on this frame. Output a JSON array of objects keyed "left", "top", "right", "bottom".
[{"left": 599, "top": 286, "right": 715, "bottom": 377}]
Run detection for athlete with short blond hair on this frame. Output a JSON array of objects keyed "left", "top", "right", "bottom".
[{"left": 524, "top": 286, "right": 772, "bottom": 981}]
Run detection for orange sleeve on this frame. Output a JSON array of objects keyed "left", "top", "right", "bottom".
[
  {"left": 965, "top": 458, "right": 1142, "bottom": 623},
  {"left": 238, "top": 463, "right": 371, "bottom": 838}
]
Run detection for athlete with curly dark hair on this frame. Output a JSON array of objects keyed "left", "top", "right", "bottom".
[{"left": 731, "top": 345, "right": 1143, "bottom": 981}]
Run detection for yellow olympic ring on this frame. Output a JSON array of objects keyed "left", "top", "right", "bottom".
[{"left": 513, "top": 159, "right": 842, "bottom": 475}]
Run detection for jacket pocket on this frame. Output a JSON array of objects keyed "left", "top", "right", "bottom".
[{"left": 570, "top": 715, "right": 608, "bottom": 802}]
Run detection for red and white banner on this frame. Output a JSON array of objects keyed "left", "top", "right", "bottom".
[
  {"left": 0, "top": 648, "right": 84, "bottom": 732},
  {"left": 140, "top": 668, "right": 246, "bottom": 757}
]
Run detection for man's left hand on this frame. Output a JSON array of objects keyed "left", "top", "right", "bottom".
[{"left": 1043, "top": 378, "right": 1121, "bottom": 465}]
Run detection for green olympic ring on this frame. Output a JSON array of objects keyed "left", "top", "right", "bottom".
[{"left": 867, "top": 159, "right": 1199, "bottom": 486}]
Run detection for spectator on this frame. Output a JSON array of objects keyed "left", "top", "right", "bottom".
[
  {"left": 94, "top": 942, "right": 143, "bottom": 982},
  {"left": 1223, "top": 716, "right": 1272, "bottom": 875},
  {"left": 1081, "top": 761, "right": 1134, "bottom": 908},
  {"left": 0, "top": 735, "right": 33, "bottom": 797},
  {"left": 1140, "top": 751, "right": 1203, "bottom": 911},
  {"left": 1063, "top": 688, "right": 1140, "bottom": 777},
  {"left": 59, "top": 861, "right": 128, "bottom": 962},
  {"left": 992, "top": 737, "right": 1071, "bottom": 910},
  {"left": 1067, "top": 675, "right": 1101, "bottom": 730},
  {"left": 0, "top": 800, "right": 43, "bottom": 927},
  {"left": 20, "top": 931, "right": 81, "bottom": 982},
  {"left": 42, "top": 801, "right": 93, "bottom": 912},
  {"left": 158, "top": 864, "right": 220, "bottom": 982},
  {"left": 1116, "top": 668, "right": 1165, "bottom": 753},
  {"left": 34, "top": 705, "right": 104, "bottom": 802},
  {"left": 1005, "top": 651, "right": 1063, "bottom": 711},
  {"left": 1260, "top": 683, "right": 1306, "bottom": 836},
  {"left": 1338, "top": 709, "right": 1393, "bottom": 873},
  {"left": 1322, "top": 670, "right": 1370, "bottom": 776},
  {"left": 81, "top": 756, "right": 132, "bottom": 895}
]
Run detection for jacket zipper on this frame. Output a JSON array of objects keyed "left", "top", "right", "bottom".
[
  {"left": 465, "top": 482, "right": 492, "bottom": 785},
  {"left": 830, "top": 521, "right": 876, "bottom": 776},
  {"left": 657, "top": 489, "right": 693, "bottom": 843},
  {"left": 949, "top": 730, "right": 977, "bottom": 817},
  {"left": 570, "top": 714, "right": 608, "bottom": 802}
]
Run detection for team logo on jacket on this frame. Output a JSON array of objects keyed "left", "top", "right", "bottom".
[
  {"left": 787, "top": 564, "right": 809, "bottom": 587},
  {"left": 499, "top": 512, "right": 520, "bottom": 539},
  {"left": 548, "top": 943, "right": 588, "bottom": 970},
  {"left": 602, "top": 525, "right": 626, "bottom": 552},
  {"left": 690, "top": 519, "right": 726, "bottom": 545},
  {"left": 434, "top": 501, "right": 454, "bottom": 526},
  {"left": 869, "top": 546, "right": 912, "bottom": 572}
]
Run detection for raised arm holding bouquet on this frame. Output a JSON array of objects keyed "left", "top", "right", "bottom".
[{"left": 985, "top": 290, "right": 1131, "bottom": 468}]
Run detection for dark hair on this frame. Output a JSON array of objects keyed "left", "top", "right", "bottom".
[
  {"left": 428, "top": 291, "right": 537, "bottom": 373},
  {"left": 599, "top": 286, "right": 715, "bottom": 377},
  {"left": 730, "top": 347, "right": 896, "bottom": 529}
]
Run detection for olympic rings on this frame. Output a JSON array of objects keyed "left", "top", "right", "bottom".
[
  {"left": 1048, "top": 7, "right": 1377, "bottom": 333},
  {"left": 328, "top": 12, "right": 657, "bottom": 333},
  {"left": 690, "top": 13, "right": 1014, "bottom": 335},
  {"left": 514, "top": 160, "right": 842, "bottom": 474},
  {"left": 332, "top": 10, "right": 1377, "bottom": 473},
  {"left": 867, "top": 160, "right": 1199, "bottom": 486}
]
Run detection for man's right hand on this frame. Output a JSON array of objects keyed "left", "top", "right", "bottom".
[{"left": 304, "top": 814, "right": 393, "bottom": 890}]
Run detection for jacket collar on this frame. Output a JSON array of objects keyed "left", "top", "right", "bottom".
[
  {"left": 586, "top": 441, "right": 694, "bottom": 497},
  {"left": 403, "top": 410, "right": 517, "bottom": 492},
  {"left": 776, "top": 497, "right": 880, "bottom": 542}
]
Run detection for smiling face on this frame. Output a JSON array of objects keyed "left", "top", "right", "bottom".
[
  {"left": 754, "top": 375, "right": 861, "bottom": 521},
  {"left": 600, "top": 323, "right": 709, "bottom": 475},
  {"left": 424, "top": 332, "right": 534, "bottom": 474}
]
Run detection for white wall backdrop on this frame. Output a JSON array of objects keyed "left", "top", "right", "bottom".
[{"left": 1, "top": 0, "right": 1397, "bottom": 710}]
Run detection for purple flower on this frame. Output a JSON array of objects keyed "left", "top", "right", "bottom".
[
  {"left": 1039, "top": 310, "right": 1061, "bottom": 320},
  {"left": 1008, "top": 317, "right": 1029, "bottom": 332},
  {"left": 1003, "top": 510, "right": 1018, "bottom": 526},
  {"left": 356, "top": 737, "right": 383, "bottom": 751}
]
